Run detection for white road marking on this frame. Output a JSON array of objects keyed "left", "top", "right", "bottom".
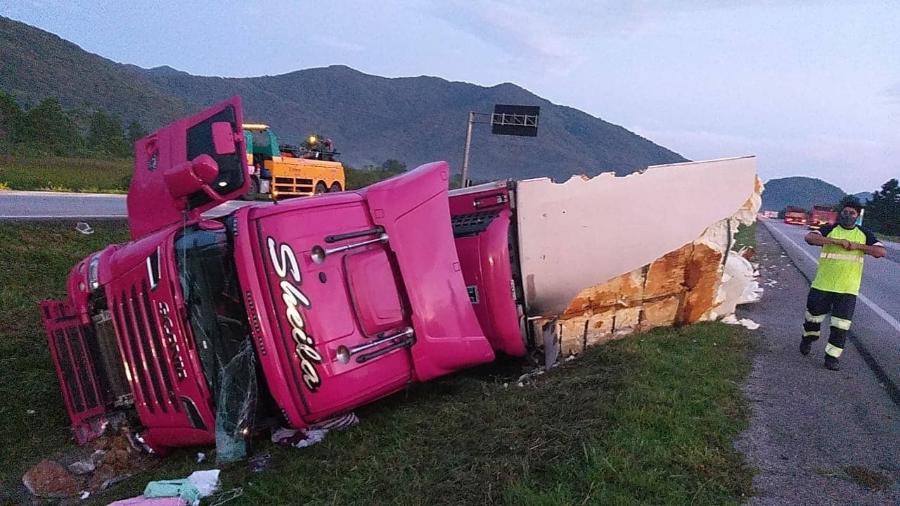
[
  {"left": 0, "top": 214, "right": 126, "bottom": 219},
  {"left": 1, "top": 190, "right": 126, "bottom": 198},
  {"left": 764, "top": 221, "right": 900, "bottom": 334}
]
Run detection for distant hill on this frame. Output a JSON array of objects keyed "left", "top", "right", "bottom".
[
  {"left": 854, "top": 191, "right": 873, "bottom": 203},
  {"left": 0, "top": 16, "right": 191, "bottom": 128},
  {"left": 763, "top": 177, "right": 846, "bottom": 212},
  {"left": 0, "top": 15, "right": 686, "bottom": 181}
]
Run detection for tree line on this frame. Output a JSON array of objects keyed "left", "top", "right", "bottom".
[
  {"left": 0, "top": 91, "right": 145, "bottom": 158},
  {"left": 837, "top": 179, "right": 900, "bottom": 236}
]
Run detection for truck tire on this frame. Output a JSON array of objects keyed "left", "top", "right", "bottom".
[
  {"left": 329, "top": 182, "right": 343, "bottom": 192},
  {"left": 240, "top": 177, "right": 259, "bottom": 201},
  {"left": 314, "top": 182, "right": 328, "bottom": 194}
]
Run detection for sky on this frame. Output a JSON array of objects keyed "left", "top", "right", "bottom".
[{"left": 3, "top": 0, "right": 899, "bottom": 193}]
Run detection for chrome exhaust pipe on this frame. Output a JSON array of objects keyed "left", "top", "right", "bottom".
[
  {"left": 335, "top": 327, "right": 414, "bottom": 364},
  {"left": 310, "top": 233, "right": 388, "bottom": 264},
  {"left": 356, "top": 336, "right": 416, "bottom": 364}
]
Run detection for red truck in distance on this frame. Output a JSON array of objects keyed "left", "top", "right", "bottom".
[
  {"left": 40, "top": 97, "right": 528, "bottom": 452},
  {"left": 783, "top": 206, "right": 808, "bottom": 226},
  {"left": 807, "top": 205, "right": 838, "bottom": 230}
]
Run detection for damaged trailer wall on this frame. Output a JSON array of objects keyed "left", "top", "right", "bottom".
[{"left": 514, "top": 156, "right": 763, "bottom": 358}]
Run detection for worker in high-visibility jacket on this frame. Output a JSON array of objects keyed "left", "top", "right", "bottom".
[{"left": 800, "top": 203, "right": 886, "bottom": 370}]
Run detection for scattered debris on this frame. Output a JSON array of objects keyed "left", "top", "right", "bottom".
[
  {"left": 75, "top": 221, "right": 94, "bottom": 235},
  {"left": 721, "top": 314, "right": 761, "bottom": 330},
  {"left": 22, "top": 459, "right": 81, "bottom": 498},
  {"left": 196, "top": 452, "right": 206, "bottom": 464},
  {"left": 248, "top": 453, "right": 271, "bottom": 473},
  {"left": 21, "top": 428, "right": 158, "bottom": 501},
  {"left": 142, "top": 469, "right": 220, "bottom": 506},
  {"left": 67, "top": 458, "right": 95, "bottom": 475},
  {"left": 271, "top": 413, "right": 360, "bottom": 449},
  {"left": 516, "top": 368, "right": 546, "bottom": 387},
  {"left": 209, "top": 487, "right": 244, "bottom": 506},
  {"left": 109, "top": 495, "right": 189, "bottom": 505}
]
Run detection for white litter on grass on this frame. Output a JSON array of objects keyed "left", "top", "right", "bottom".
[
  {"left": 516, "top": 368, "right": 546, "bottom": 387},
  {"left": 187, "top": 469, "right": 221, "bottom": 498},
  {"left": 80, "top": 491, "right": 90, "bottom": 500},
  {"left": 75, "top": 222, "right": 94, "bottom": 235},
  {"left": 271, "top": 413, "right": 359, "bottom": 449},
  {"left": 271, "top": 427, "right": 327, "bottom": 449},
  {"left": 67, "top": 460, "right": 95, "bottom": 475},
  {"left": 722, "top": 314, "right": 761, "bottom": 330},
  {"left": 196, "top": 452, "right": 206, "bottom": 464}
]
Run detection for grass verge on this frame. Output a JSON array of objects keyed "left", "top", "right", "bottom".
[
  {"left": 0, "top": 156, "right": 131, "bottom": 193},
  {"left": 0, "top": 221, "right": 130, "bottom": 494},
  {"left": 733, "top": 222, "right": 757, "bottom": 251},
  {"left": 0, "top": 221, "right": 755, "bottom": 505}
]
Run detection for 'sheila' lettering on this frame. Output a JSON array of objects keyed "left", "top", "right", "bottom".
[{"left": 267, "top": 237, "right": 322, "bottom": 392}]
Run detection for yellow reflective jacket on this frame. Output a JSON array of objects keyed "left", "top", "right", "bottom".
[{"left": 811, "top": 225, "right": 874, "bottom": 295}]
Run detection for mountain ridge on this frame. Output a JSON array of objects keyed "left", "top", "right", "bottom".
[
  {"left": 762, "top": 176, "right": 847, "bottom": 212},
  {"left": 0, "top": 15, "right": 687, "bottom": 180}
]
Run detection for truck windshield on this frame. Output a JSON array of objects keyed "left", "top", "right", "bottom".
[{"left": 174, "top": 223, "right": 256, "bottom": 456}]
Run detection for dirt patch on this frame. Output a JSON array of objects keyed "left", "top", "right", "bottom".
[{"left": 844, "top": 465, "right": 894, "bottom": 491}]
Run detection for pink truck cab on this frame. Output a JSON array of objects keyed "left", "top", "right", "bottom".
[{"left": 41, "top": 97, "right": 525, "bottom": 453}]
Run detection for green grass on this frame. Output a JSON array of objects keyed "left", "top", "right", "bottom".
[
  {"left": 733, "top": 222, "right": 757, "bottom": 251},
  {"left": 0, "top": 155, "right": 132, "bottom": 193},
  {"left": 0, "top": 222, "right": 755, "bottom": 505},
  {"left": 0, "top": 221, "right": 130, "bottom": 495}
]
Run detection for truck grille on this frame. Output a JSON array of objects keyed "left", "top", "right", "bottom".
[
  {"left": 451, "top": 211, "right": 499, "bottom": 237},
  {"left": 50, "top": 324, "right": 102, "bottom": 413},
  {"left": 273, "top": 176, "right": 314, "bottom": 195},
  {"left": 109, "top": 281, "right": 179, "bottom": 414}
]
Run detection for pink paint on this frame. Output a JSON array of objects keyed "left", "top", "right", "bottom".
[
  {"left": 42, "top": 98, "right": 503, "bottom": 451},
  {"left": 449, "top": 182, "right": 527, "bottom": 356}
]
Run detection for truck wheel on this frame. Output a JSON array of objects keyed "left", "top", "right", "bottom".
[
  {"left": 240, "top": 177, "right": 259, "bottom": 201},
  {"left": 329, "top": 182, "right": 342, "bottom": 192},
  {"left": 314, "top": 182, "right": 328, "bottom": 194}
]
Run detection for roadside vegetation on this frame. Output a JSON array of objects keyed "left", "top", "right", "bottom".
[
  {"left": 0, "top": 221, "right": 130, "bottom": 494},
  {"left": 0, "top": 155, "right": 132, "bottom": 192},
  {"left": 733, "top": 222, "right": 757, "bottom": 251},
  {"left": 1, "top": 221, "right": 754, "bottom": 505}
]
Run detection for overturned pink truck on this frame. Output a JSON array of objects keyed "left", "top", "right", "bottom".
[{"left": 41, "top": 97, "right": 762, "bottom": 454}]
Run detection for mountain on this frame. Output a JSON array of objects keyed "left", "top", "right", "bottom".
[
  {"left": 0, "top": 16, "right": 686, "bottom": 181},
  {"left": 0, "top": 17, "right": 192, "bottom": 128},
  {"left": 762, "top": 177, "right": 846, "bottom": 212},
  {"left": 854, "top": 191, "right": 873, "bottom": 203}
]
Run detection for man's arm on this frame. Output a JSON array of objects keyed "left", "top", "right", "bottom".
[
  {"left": 848, "top": 241, "right": 886, "bottom": 258},
  {"left": 858, "top": 227, "right": 887, "bottom": 258},
  {"left": 805, "top": 230, "right": 849, "bottom": 249}
]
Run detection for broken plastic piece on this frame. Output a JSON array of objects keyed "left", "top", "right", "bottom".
[{"left": 75, "top": 222, "right": 94, "bottom": 235}]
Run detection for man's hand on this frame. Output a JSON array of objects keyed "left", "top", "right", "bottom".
[
  {"left": 836, "top": 239, "right": 852, "bottom": 250},
  {"left": 850, "top": 242, "right": 888, "bottom": 258}
]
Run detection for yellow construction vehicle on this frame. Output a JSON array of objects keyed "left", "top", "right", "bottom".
[{"left": 242, "top": 123, "right": 345, "bottom": 200}]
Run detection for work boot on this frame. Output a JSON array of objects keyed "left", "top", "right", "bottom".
[
  {"left": 799, "top": 337, "right": 813, "bottom": 356},
  {"left": 824, "top": 356, "right": 840, "bottom": 371}
]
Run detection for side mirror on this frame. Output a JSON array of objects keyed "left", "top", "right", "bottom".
[
  {"left": 163, "top": 154, "right": 220, "bottom": 202},
  {"left": 211, "top": 121, "right": 237, "bottom": 155}
]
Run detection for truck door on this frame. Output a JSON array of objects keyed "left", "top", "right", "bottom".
[{"left": 127, "top": 96, "right": 249, "bottom": 240}]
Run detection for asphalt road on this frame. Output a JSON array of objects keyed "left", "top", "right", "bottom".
[
  {"left": 761, "top": 219, "right": 900, "bottom": 394},
  {"left": 736, "top": 223, "right": 900, "bottom": 504},
  {"left": 0, "top": 190, "right": 261, "bottom": 219}
]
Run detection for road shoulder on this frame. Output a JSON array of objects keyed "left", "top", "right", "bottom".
[{"left": 735, "top": 224, "right": 900, "bottom": 504}]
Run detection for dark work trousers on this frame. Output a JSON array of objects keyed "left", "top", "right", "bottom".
[{"left": 802, "top": 287, "right": 857, "bottom": 359}]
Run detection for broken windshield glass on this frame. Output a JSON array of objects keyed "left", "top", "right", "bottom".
[{"left": 174, "top": 221, "right": 257, "bottom": 458}]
